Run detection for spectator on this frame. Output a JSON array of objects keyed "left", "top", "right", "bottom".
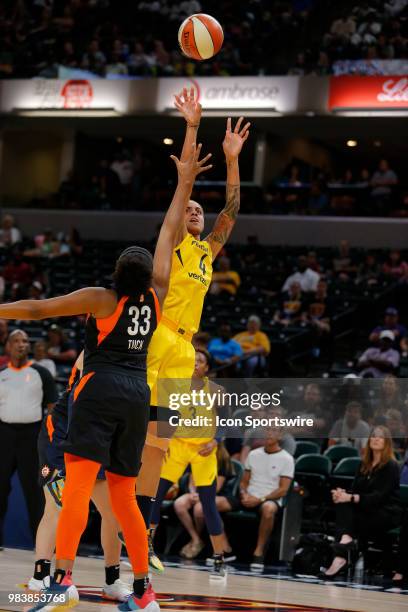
[
  {"left": 46, "top": 324, "right": 77, "bottom": 364},
  {"left": 369, "top": 307, "right": 407, "bottom": 350},
  {"left": 328, "top": 401, "right": 370, "bottom": 452},
  {"left": 208, "top": 324, "right": 242, "bottom": 373},
  {"left": 282, "top": 255, "right": 320, "bottom": 293},
  {"left": 372, "top": 375, "right": 406, "bottom": 422},
  {"left": 0, "top": 214, "right": 22, "bottom": 248},
  {"left": 210, "top": 257, "right": 241, "bottom": 297},
  {"left": 302, "top": 280, "right": 331, "bottom": 337},
  {"left": 322, "top": 426, "right": 401, "bottom": 579},
  {"left": 240, "top": 428, "right": 294, "bottom": 571},
  {"left": 106, "top": 52, "right": 128, "bottom": 76},
  {"left": 240, "top": 407, "right": 296, "bottom": 463},
  {"left": 233, "top": 315, "right": 270, "bottom": 376},
  {"left": 332, "top": 240, "right": 357, "bottom": 278},
  {"left": 0, "top": 319, "right": 8, "bottom": 367},
  {"left": 33, "top": 340, "right": 57, "bottom": 378},
  {"left": 28, "top": 281, "right": 45, "bottom": 300},
  {"left": 308, "top": 180, "right": 328, "bottom": 214},
  {"left": 127, "top": 42, "right": 153, "bottom": 75},
  {"left": 357, "top": 330, "right": 400, "bottom": 378},
  {"left": 81, "top": 39, "right": 106, "bottom": 75},
  {"left": 356, "top": 252, "right": 381, "bottom": 285},
  {"left": 371, "top": 159, "right": 398, "bottom": 213},
  {"left": 174, "top": 443, "right": 236, "bottom": 561},
  {"left": 385, "top": 408, "right": 407, "bottom": 455},
  {"left": 0, "top": 330, "right": 58, "bottom": 546},
  {"left": 382, "top": 250, "right": 408, "bottom": 281},
  {"left": 293, "top": 383, "right": 328, "bottom": 437},
  {"left": 274, "top": 281, "right": 305, "bottom": 326},
  {"left": 3, "top": 250, "right": 33, "bottom": 294},
  {"left": 111, "top": 153, "right": 134, "bottom": 187}
]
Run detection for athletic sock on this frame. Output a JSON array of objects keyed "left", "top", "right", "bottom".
[
  {"left": 34, "top": 559, "right": 51, "bottom": 580},
  {"left": 54, "top": 569, "right": 66, "bottom": 584},
  {"left": 105, "top": 564, "right": 120, "bottom": 585},
  {"left": 133, "top": 576, "right": 149, "bottom": 597},
  {"left": 136, "top": 495, "right": 155, "bottom": 529}
]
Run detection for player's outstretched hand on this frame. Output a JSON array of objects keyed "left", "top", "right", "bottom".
[
  {"left": 170, "top": 143, "right": 212, "bottom": 182},
  {"left": 174, "top": 86, "right": 202, "bottom": 127},
  {"left": 223, "top": 116, "right": 250, "bottom": 160}
]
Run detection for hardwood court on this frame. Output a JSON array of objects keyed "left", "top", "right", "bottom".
[{"left": 0, "top": 548, "right": 407, "bottom": 612}]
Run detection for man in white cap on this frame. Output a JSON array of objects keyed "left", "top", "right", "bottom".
[{"left": 356, "top": 330, "right": 400, "bottom": 378}]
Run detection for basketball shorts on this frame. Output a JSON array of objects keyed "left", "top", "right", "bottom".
[
  {"left": 161, "top": 438, "right": 217, "bottom": 487},
  {"left": 62, "top": 370, "right": 150, "bottom": 477},
  {"left": 146, "top": 323, "right": 195, "bottom": 449}
]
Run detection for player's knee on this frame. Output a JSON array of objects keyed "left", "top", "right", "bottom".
[{"left": 174, "top": 495, "right": 189, "bottom": 513}]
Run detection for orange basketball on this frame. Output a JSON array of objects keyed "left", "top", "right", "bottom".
[{"left": 178, "top": 13, "right": 224, "bottom": 61}]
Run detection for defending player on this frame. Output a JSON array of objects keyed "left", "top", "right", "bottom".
[
  {"left": 150, "top": 348, "right": 231, "bottom": 580},
  {"left": 30, "top": 353, "right": 131, "bottom": 602},
  {"left": 0, "top": 142, "right": 212, "bottom": 612},
  {"left": 137, "top": 87, "right": 250, "bottom": 578}
]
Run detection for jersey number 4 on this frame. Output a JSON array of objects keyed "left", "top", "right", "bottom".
[
  {"left": 199, "top": 254, "right": 208, "bottom": 276},
  {"left": 127, "top": 305, "right": 151, "bottom": 336}
]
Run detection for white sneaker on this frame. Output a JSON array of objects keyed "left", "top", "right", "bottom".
[
  {"left": 27, "top": 576, "right": 51, "bottom": 591},
  {"left": 209, "top": 558, "right": 227, "bottom": 582},
  {"left": 103, "top": 579, "right": 132, "bottom": 602}
]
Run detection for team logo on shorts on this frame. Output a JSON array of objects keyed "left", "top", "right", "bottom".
[{"left": 41, "top": 465, "right": 50, "bottom": 478}]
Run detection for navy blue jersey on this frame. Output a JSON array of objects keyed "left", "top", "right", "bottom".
[{"left": 83, "top": 288, "right": 160, "bottom": 376}]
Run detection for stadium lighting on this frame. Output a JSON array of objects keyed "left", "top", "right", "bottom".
[
  {"left": 163, "top": 138, "right": 174, "bottom": 145},
  {"left": 346, "top": 140, "right": 358, "bottom": 147}
]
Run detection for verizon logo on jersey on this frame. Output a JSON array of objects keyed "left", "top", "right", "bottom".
[{"left": 188, "top": 272, "right": 208, "bottom": 286}]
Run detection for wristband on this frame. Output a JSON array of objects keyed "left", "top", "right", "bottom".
[{"left": 187, "top": 123, "right": 199, "bottom": 128}]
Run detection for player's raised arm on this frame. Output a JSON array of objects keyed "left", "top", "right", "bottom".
[
  {"left": 206, "top": 117, "right": 250, "bottom": 261},
  {"left": 152, "top": 142, "right": 212, "bottom": 306},
  {"left": 0, "top": 287, "right": 117, "bottom": 320},
  {"left": 173, "top": 86, "right": 202, "bottom": 241}
]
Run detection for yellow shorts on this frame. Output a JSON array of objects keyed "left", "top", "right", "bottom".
[
  {"left": 161, "top": 438, "right": 217, "bottom": 487},
  {"left": 147, "top": 322, "right": 195, "bottom": 406},
  {"left": 146, "top": 322, "right": 195, "bottom": 450}
]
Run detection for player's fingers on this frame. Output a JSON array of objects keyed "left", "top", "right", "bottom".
[
  {"left": 182, "top": 87, "right": 188, "bottom": 101},
  {"left": 190, "top": 85, "right": 194, "bottom": 100},
  {"left": 194, "top": 142, "right": 202, "bottom": 160},
  {"left": 242, "top": 130, "right": 250, "bottom": 141},
  {"left": 226, "top": 117, "right": 232, "bottom": 132},
  {"left": 198, "top": 152, "right": 212, "bottom": 165},
  {"left": 234, "top": 116, "right": 244, "bottom": 133},
  {"left": 240, "top": 122, "right": 251, "bottom": 136},
  {"left": 170, "top": 155, "right": 180, "bottom": 166},
  {"left": 174, "top": 100, "right": 183, "bottom": 111},
  {"left": 198, "top": 164, "right": 213, "bottom": 174}
]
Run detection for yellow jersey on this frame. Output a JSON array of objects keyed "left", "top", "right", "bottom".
[
  {"left": 176, "top": 377, "right": 217, "bottom": 445},
  {"left": 162, "top": 233, "right": 213, "bottom": 334}
]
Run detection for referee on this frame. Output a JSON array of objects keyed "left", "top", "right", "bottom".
[{"left": 0, "top": 329, "right": 57, "bottom": 546}]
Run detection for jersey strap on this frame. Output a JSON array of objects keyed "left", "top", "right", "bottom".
[{"left": 95, "top": 296, "right": 129, "bottom": 346}]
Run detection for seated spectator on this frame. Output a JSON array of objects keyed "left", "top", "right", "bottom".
[
  {"left": 0, "top": 214, "right": 22, "bottom": 248},
  {"left": 282, "top": 255, "right": 320, "bottom": 293},
  {"left": 208, "top": 324, "right": 242, "bottom": 374},
  {"left": 0, "top": 319, "right": 8, "bottom": 367},
  {"left": 274, "top": 281, "right": 305, "bottom": 326},
  {"left": 127, "top": 42, "right": 154, "bottom": 76},
  {"left": 240, "top": 428, "right": 294, "bottom": 571},
  {"left": 385, "top": 409, "right": 407, "bottom": 455},
  {"left": 356, "top": 252, "right": 380, "bottom": 285},
  {"left": 332, "top": 240, "right": 357, "bottom": 279},
  {"left": 192, "top": 331, "right": 211, "bottom": 352},
  {"left": 210, "top": 257, "right": 241, "bottom": 297},
  {"left": 233, "top": 315, "right": 270, "bottom": 376},
  {"left": 328, "top": 401, "right": 370, "bottom": 452},
  {"left": 33, "top": 340, "right": 57, "bottom": 378},
  {"left": 46, "top": 324, "right": 77, "bottom": 364},
  {"left": 25, "top": 229, "right": 61, "bottom": 258},
  {"left": 3, "top": 249, "right": 33, "bottom": 295},
  {"left": 292, "top": 383, "right": 328, "bottom": 437},
  {"left": 369, "top": 307, "right": 407, "bottom": 350},
  {"left": 28, "top": 281, "right": 45, "bottom": 300},
  {"left": 357, "top": 330, "right": 400, "bottom": 378},
  {"left": 240, "top": 407, "right": 296, "bottom": 463},
  {"left": 322, "top": 426, "right": 402, "bottom": 579},
  {"left": 382, "top": 250, "right": 408, "bottom": 281},
  {"left": 308, "top": 180, "right": 328, "bottom": 214},
  {"left": 301, "top": 280, "right": 331, "bottom": 337},
  {"left": 174, "top": 443, "right": 236, "bottom": 560},
  {"left": 81, "top": 39, "right": 106, "bottom": 75},
  {"left": 106, "top": 52, "right": 128, "bottom": 76},
  {"left": 372, "top": 375, "right": 406, "bottom": 422}
]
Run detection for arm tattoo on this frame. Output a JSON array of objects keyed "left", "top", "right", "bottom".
[{"left": 209, "top": 183, "right": 240, "bottom": 245}]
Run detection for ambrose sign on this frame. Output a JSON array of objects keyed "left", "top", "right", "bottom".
[
  {"left": 329, "top": 75, "right": 408, "bottom": 110},
  {"left": 157, "top": 77, "right": 299, "bottom": 112}
]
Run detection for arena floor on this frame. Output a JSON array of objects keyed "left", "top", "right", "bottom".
[{"left": 0, "top": 548, "right": 407, "bottom": 612}]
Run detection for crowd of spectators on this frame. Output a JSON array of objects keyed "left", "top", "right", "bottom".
[
  {"left": 0, "top": 218, "right": 407, "bottom": 579},
  {"left": 0, "top": 1, "right": 406, "bottom": 79}
]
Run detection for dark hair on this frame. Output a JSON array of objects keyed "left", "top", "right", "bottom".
[{"left": 112, "top": 247, "right": 153, "bottom": 297}]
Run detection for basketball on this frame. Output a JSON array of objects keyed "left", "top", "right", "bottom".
[{"left": 178, "top": 13, "right": 224, "bottom": 61}]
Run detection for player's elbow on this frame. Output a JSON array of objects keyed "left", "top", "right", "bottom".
[{"left": 29, "top": 301, "right": 49, "bottom": 320}]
